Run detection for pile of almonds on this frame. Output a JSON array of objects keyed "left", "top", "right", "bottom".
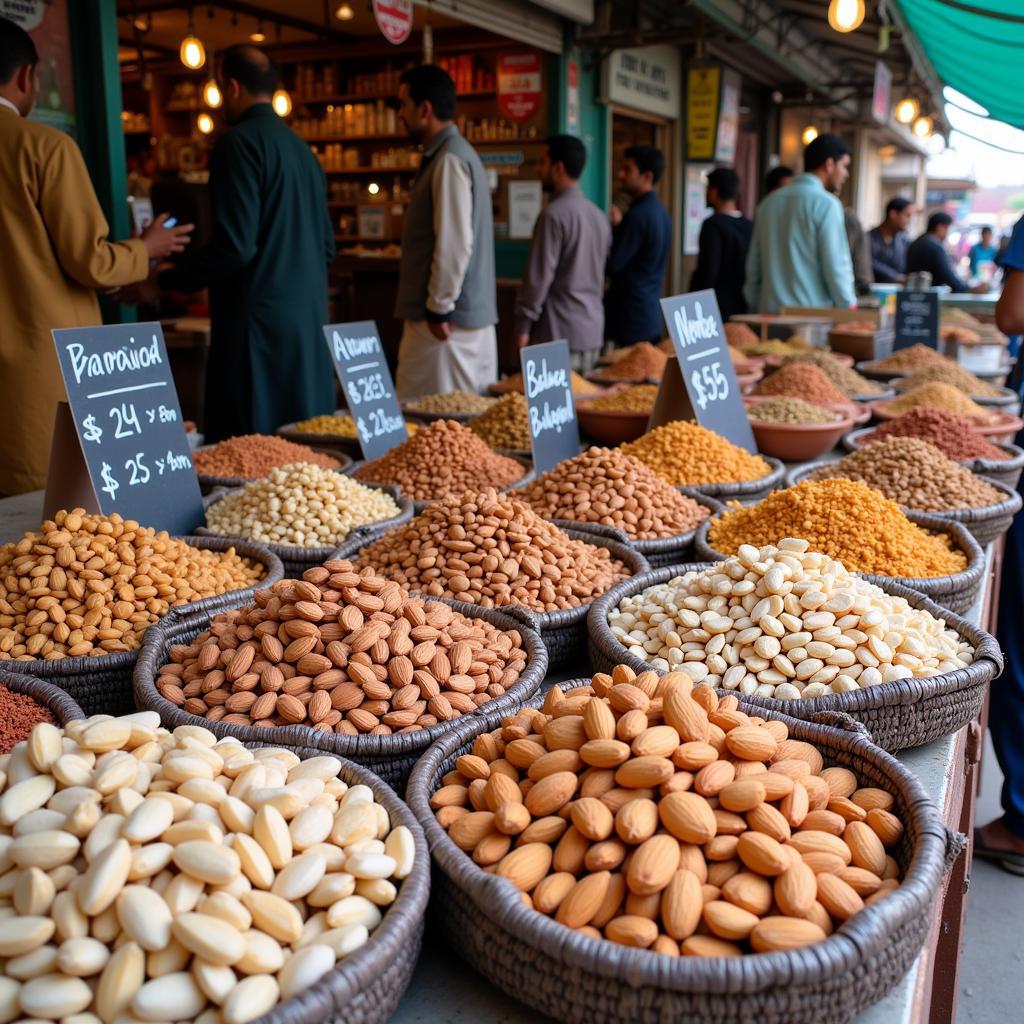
[
  {"left": 156, "top": 562, "right": 528, "bottom": 734},
  {"left": 431, "top": 665, "right": 906, "bottom": 957},
  {"left": 0, "top": 712, "right": 414, "bottom": 1023},
  {"left": 354, "top": 489, "right": 631, "bottom": 613}
]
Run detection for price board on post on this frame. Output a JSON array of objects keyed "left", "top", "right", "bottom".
[
  {"left": 322, "top": 321, "right": 407, "bottom": 461},
  {"left": 51, "top": 322, "right": 204, "bottom": 535},
  {"left": 894, "top": 290, "right": 939, "bottom": 351},
  {"left": 659, "top": 290, "right": 756, "bottom": 453},
  {"left": 519, "top": 340, "right": 580, "bottom": 475}
]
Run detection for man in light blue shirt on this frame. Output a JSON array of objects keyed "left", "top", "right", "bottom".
[{"left": 744, "top": 134, "right": 856, "bottom": 313}]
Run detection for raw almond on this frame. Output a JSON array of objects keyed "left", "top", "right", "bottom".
[
  {"left": 171, "top": 912, "right": 245, "bottom": 966},
  {"left": 844, "top": 820, "right": 887, "bottom": 875},
  {"left": 583, "top": 699, "right": 617, "bottom": 741},
  {"left": 820, "top": 766, "right": 858, "bottom": 800},
  {"left": 816, "top": 872, "right": 864, "bottom": 920},
  {"left": 694, "top": 760, "right": 735, "bottom": 797},
  {"left": 524, "top": 772, "right": 577, "bottom": 817},
  {"left": 615, "top": 756, "right": 674, "bottom": 789},
  {"left": 626, "top": 834, "right": 681, "bottom": 895},
  {"left": 495, "top": 843, "right": 553, "bottom": 892},
  {"left": 750, "top": 916, "right": 826, "bottom": 952},
  {"left": 774, "top": 861, "right": 816, "bottom": 917},
  {"left": 659, "top": 792, "right": 716, "bottom": 845},
  {"left": 580, "top": 739, "right": 631, "bottom": 769},
  {"left": 703, "top": 900, "right": 759, "bottom": 940},
  {"left": 721, "top": 872, "right": 773, "bottom": 916},
  {"left": 787, "top": 830, "right": 852, "bottom": 864},
  {"left": 241, "top": 890, "right": 304, "bottom": 943},
  {"left": 662, "top": 687, "right": 709, "bottom": 743},
  {"left": 660, "top": 868, "right": 702, "bottom": 940},
  {"left": 681, "top": 935, "right": 743, "bottom": 957},
  {"left": 674, "top": 742, "right": 719, "bottom": 771},
  {"left": 570, "top": 798, "right": 614, "bottom": 841},
  {"left": 866, "top": 808, "right": 904, "bottom": 846},
  {"left": 631, "top": 726, "right": 681, "bottom": 759},
  {"left": 615, "top": 799, "right": 659, "bottom": 845},
  {"left": 725, "top": 726, "right": 778, "bottom": 763},
  {"left": 718, "top": 779, "right": 766, "bottom": 813},
  {"left": 604, "top": 914, "right": 658, "bottom": 948},
  {"left": 836, "top": 866, "right": 883, "bottom": 896},
  {"left": 555, "top": 870, "right": 611, "bottom": 928},
  {"left": 736, "top": 832, "right": 788, "bottom": 877}
]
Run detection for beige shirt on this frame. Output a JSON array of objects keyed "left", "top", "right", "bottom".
[{"left": 426, "top": 152, "right": 473, "bottom": 318}]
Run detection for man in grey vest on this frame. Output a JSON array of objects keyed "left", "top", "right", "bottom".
[{"left": 393, "top": 65, "right": 497, "bottom": 399}]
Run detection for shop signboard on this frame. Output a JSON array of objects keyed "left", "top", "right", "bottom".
[
  {"left": 322, "top": 321, "right": 407, "bottom": 461},
  {"left": 371, "top": 0, "right": 412, "bottom": 45},
  {"left": 50, "top": 322, "right": 204, "bottom": 535},
  {"left": 498, "top": 52, "right": 542, "bottom": 123},
  {"left": 601, "top": 45, "right": 681, "bottom": 121},
  {"left": 658, "top": 290, "right": 756, "bottom": 452},
  {"left": 687, "top": 65, "right": 741, "bottom": 163},
  {"left": 683, "top": 164, "right": 710, "bottom": 256},
  {"left": 894, "top": 290, "right": 939, "bottom": 351},
  {"left": 508, "top": 180, "right": 542, "bottom": 239},
  {"left": 519, "top": 340, "right": 580, "bottom": 475},
  {"left": 872, "top": 62, "right": 892, "bottom": 126},
  {"left": 714, "top": 73, "right": 741, "bottom": 163},
  {"left": 567, "top": 57, "right": 580, "bottom": 134}
]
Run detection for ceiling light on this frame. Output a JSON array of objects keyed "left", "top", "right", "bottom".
[
  {"left": 197, "top": 112, "right": 214, "bottom": 134},
  {"left": 894, "top": 97, "right": 920, "bottom": 124},
  {"left": 203, "top": 79, "right": 222, "bottom": 108},
  {"left": 272, "top": 89, "right": 292, "bottom": 117},
  {"left": 335, "top": 3, "right": 355, "bottom": 19},
  {"left": 368, "top": 182, "right": 380, "bottom": 195},
  {"left": 827, "top": 0, "right": 865, "bottom": 33},
  {"left": 250, "top": 19, "right": 266, "bottom": 43},
  {"left": 912, "top": 115, "right": 933, "bottom": 138},
  {"left": 179, "top": 15, "right": 205, "bottom": 70},
  {"left": 801, "top": 125, "right": 819, "bottom": 145}
]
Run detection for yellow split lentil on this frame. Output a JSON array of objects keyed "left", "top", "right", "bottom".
[{"left": 882, "top": 382, "right": 990, "bottom": 419}]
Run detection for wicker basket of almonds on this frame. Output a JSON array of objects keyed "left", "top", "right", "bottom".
[{"left": 405, "top": 674, "right": 959, "bottom": 1024}]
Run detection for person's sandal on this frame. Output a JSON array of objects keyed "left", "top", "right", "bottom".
[{"left": 972, "top": 827, "right": 1024, "bottom": 876}]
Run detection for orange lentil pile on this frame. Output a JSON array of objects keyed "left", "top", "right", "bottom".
[
  {"left": 589, "top": 342, "right": 668, "bottom": 382},
  {"left": 753, "top": 363, "right": 849, "bottom": 406},
  {"left": 193, "top": 434, "right": 341, "bottom": 479},
  {"left": 706, "top": 478, "right": 968, "bottom": 578}
]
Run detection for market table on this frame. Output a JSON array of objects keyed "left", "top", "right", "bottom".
[{"left": 0, "top": 486, "right": 996, "bottom": 1023}]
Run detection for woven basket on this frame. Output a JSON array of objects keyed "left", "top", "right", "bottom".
[
  {"left": 785, "top": 463, "right": 1023, "bottom": 547},
  {"left": 694, "top": 510, "right": 985, "bottom": 615},
  {"left": 586, "top": 564, "right": 1003, "bottom": 752},
  {"left": 677, "top": 456, "right": 785, "bottom": 505},
  {"left": 0, "top": 669, "right": 86, "bottom": 726},
  {"left": 405, "top": 683, "right": 957, "bottom": 1024},
  {"left": 196, "top": 483, "right": 413, "bottom": 577},
  {"left": 333, "top": 528, "right": 650, "bottom": 672},
  {"left": 133, "top": 599, "right": 548, "bottom": 790},
  {"left": 4, "top": 537, "right": 283, "bottom": 717},
  {"left": 195, "top": 446, "right": 353, "bottom": 495}
]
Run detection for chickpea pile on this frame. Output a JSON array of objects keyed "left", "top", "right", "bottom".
[
  {"left": 466, "top": 394, "right": 533, "bottom": 452},
  {"left": 747, "top": 398, "right": 837, "bottom": 425},
  {"left": 404, "top": 391, "right": 496, "bottom": 416}
]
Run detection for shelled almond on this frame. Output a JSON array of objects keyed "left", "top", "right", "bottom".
[{"left": 430, "top": 665, "right": 906, "bottom": 957}]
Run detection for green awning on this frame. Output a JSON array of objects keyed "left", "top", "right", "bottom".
[{"left": 894, "top": 0, "right": 1024, "bottom": 128}]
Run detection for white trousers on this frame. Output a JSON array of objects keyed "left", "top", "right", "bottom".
[{"left": 395, "top": 321, "right": 498, "bottom": 400}]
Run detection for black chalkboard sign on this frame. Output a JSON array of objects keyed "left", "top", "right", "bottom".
[
  {"left": 322, "top": 321, "right": 407, "bottom": 461},
  {"left": 894, "top": 290, "right": 939, "bottom": 351},
  {"left": 519, "top": 340, "right": 580, "bottom": 475},
  {"left": 52, "top": 322, "right": 204, "bottom": 535},
  {"left": 660, "top": 290, "right": 756, "bottom": 453}
]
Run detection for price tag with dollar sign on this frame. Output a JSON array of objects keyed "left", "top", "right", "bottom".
[
  {"left": 322, "top": 321, "right": 407, "bottom": 461},
  {"left": 657, "top": 289, "right": 756, "bottom": 453}
]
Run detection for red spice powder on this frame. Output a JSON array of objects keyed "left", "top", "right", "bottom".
[{"left": 0, "top": 684, "right": 54, "bottom": 753}]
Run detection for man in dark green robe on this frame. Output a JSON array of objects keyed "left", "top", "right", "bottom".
[{"left": 156, "top": 45, "right": 335, "bottom": 442}]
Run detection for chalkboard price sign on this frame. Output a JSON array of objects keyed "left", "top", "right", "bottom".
[
  {"left": 660, "top": 289, "right": 756, "bottom": 453},
  {"left": 519, "top": 339, "right": 580, "bottom": 475},
  {"left": 322, "top": 321, "right": 407, "bottom": 461},
  {"left": 894, "top": 290, "right": 939, "bottom": 351},
  {"left": 52, "top": 322, "right": 204, "bottom": 536}
]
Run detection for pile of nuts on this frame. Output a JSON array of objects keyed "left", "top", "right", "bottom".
[
  {"left": 194, "top": 437, "right": 341, "bottom": 481},
  {"left": 706, "top": 479, "right": 968, "bottom": 579},
  {"left": 608, "top": 540, "right": 974, "bottom": 696},
  {"left": 404, "top": 392, "right": 496, "bottom": 416},
  {"left": 0, "top": 712, "right": 415, "bottom": 1022},
  {"left": 753, "top": 364, "right": 849, "bottom": 406},
  {"left": 868, "top": 345, "right": 949, "bottom": 375},
  {"left": 865, "top": 408, "right": 1008, "bottom": 461},
  {"left": 467, "top": 394, "right": 533, "bottom": 451},
  {"left": 590, "top": 343, "right": 668, "bottom": 383},
  {"left": 621, "top": 422, "right": 772, "bottom": 487},
  {"left": 746, "top": 398, "right": 838, "bottom": 425},
  {"left": 157, "top": 562, "right": 527, "bottom": 733},
  {"left": 512, "top": 448, "right": 709, "bottom": 540},
  {"left": 432, "top": 664, "right": 908, "bottom": 955},
  {"left": 352, "top": 421, "right": 525, "bottom": 503},
  {"left": 0, "top": 511, "right": 266, "bottom": 662},
  {"left": 585, "top": 385, "right": 659, "bottom": 415},
  {"left": 778, "top": 352, "right": 886, "bottom": 397},
  {"left": 805, "top": 438, "right": 1003, "bottom": 512},
  {"left": 494, "top": 372, "right": 602, "bottom": 397},
  {"left": 354, "top": 489, "right": 630, "bottom": 613},
  {"left": 893, "top": 364, "right": 1005, "bottom": 398},
  {"left": 290, "top": 415, "right": 418, "bottom": 439},
  {"left": 204, "top": 463, "right": 401, "bottom": 548},
  {"left": 881, "top": 383, "right": 992, "bottom": 420}
]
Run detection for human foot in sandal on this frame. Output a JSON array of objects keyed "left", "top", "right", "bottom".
[{"left": 974, "top": 818, "right": 1024, "bottom": 874}]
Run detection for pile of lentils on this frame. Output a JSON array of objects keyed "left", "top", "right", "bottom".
[
  {"left": 752, "top": 363, "right": 849, "bottom": 406},
  {"left": 586, "top": 384, "right": 659, "bottom": 414},
  {"left": 893, "top": 363, "right": 1006, "bottom": 398},
  {"left": 865, "top": 408, "right": 1009, "bottom": 461},
  {"left": 882, "top": 382, "right": 992, "bottom": 420},
  {"left": 868, "top": 344, "right": 949, "bottom": 374},
  {"left": 404, "top": 390, "right": 497, "bottom": 415},
  {"left": 724, "top": 322, "right": 761, "bottom": 349},
  {"left": 706, "top": 478, "right": 968, "bottom": 578},
  {"left": 747, "top": 398, "right": 839, "bottom": 425},
  {"left": 779, "top": 351, "right": 887, "bottom": 397},
  {"left": 467, "top": 393, "right": 533, "bottom": 451},
  {"left": 193, "top": 435, "right": 341, "bottom": 479},
  {"left": 805, "top": 437, "right": 1003, "bottom": 512},
  {"left": 590, "top": 342, "right": 668, "bottom": 382},
  {"left": 511, "top": 447, "right": 710, "bottom": 539}
]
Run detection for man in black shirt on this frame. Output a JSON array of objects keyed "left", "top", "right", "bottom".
[
  {"left": 690, "top": 167, "right": 753, "bottom": 320},
  {"left": 869, "top": 196, "right": 914, "bottom": 284},
  {"left": 907, "top": 211, "right": 987, "bottom": 293}
]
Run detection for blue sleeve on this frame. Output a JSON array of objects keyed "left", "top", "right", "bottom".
[
  {"left": 607, "top": 206, "right": 644, "bottom": 277},
  {"left": 1000, "top": 216, "right": 1024, "bottom": 272}
]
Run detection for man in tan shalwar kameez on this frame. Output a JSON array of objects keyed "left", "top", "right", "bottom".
[{"left": 0, "top": 18, "right": 191, "bottom": 495}]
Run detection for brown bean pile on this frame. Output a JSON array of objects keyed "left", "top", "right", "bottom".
[
  {"left": 882, "top": 382, "right": 992, "bottom": 419},
  {"left": 747, "top": 398, "right": 838, "bottom": 425},
  {"left": 354, "top": 489, "right": 631, "bottom": 613},
  {"left": 0, "top": 510, "right": 266, "bottom": 661},
  {"left": 806, "top": 437, "right": 1003, "bottom": 512},
  {"left": 467, "top": 393, "right": 533, "bottom": 451},
  {"left": 405, "top": 390, "right": 497, "bottom": 415},
  {"left": 779, "top": 352, "right": 886, "bottom": 397},
  {"left": 193, "top": 434, "right": 341, "bottom": 479},
  {"left": 753, "top": 364, "right": 849, "bottom": 406},
  {"left": 590, "top": 342, "right": 668, "bottom": 382},
  {"left": 724, "top": 322, "right": 761, "bottom": 349},
  {"left": 512, "top": 447, "right": 709, "bottom": 540},
  {"left": 156, "top": 561, "right": 528, "bottom": 734},
  {"left": 353, "top": 420, "right": 525, "bottom": 502},
  {"left": 587, "top": 385, "right": 659, "bottom": 414},
  {"left": 868, "top": 344, "right": 950, "bottom": 374},
  {"left": 893, "top": 363, "right": 1005, "bottom": 398},
  {"left": 866, "top": 409, "right": 1008, "bottom": 461}
]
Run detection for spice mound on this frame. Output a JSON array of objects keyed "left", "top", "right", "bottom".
[
  {"left": 431, "top": 663, "right": 910, "bottom": 956},
  {"left": 866, "top": 408, "right": 1008, "bottom": 461},
  {"left": 586, "top": 384, "right": 659, "bottom": 414},
  {"left": 158, "top": 562, "right": 527, "bottom": 731},
  {"left": 869, "top": 344, "right": 949, "bottom": 374},
  {"left": 353, "top": 420, "right": 524, "bottom": 502},
  {"left": 622, "top": 421, "right": 772, "bottom": 487},
  {"left": 608, "top": 540, "right": 974, "bottom": 696},
  {"left": 707, "top": 478, "right": 968, "bottom": 578},
  {"left": 747, "top": 398, "right": 838, "bottom": 425},
  {"left": 0, "top": 510, "right": 266, "bottom": 662},
  {"left": 893, "top": 363, "right": 1005, "bottom": 398},
  {"left": 805, "top": 438, "right": 1003, "bottom": 512},
  {"left": 0, "top": 712, "right": 416, "bottom": 1020},
  {"left": 405, "top": 391, "right": 497, "bottom": 415},
  {"left": 724, "top": 321, "right": 761, "bottom": 349},
  {"left": 354, "top": 489, "right": 630, "bottom": 613},
  {"left": 290, "top": 413, "right": 419, "bottom": 438},
  {"left": 467, "top": 393, "right": 533, "bottom": 451},
  {"left": 753, "top": 363, "right": 849, "bottom": 406},
  {"left": 205, "top": 462, "right": 401, "bottom": 548},
  {"left": 0, "top": 682, "right": 53, "bottom": 752},
  {"left": 589, "top": 342, "right": 668, "bottom": 382},
  {"left": 739, "top": 338, "right": 812, "bottom": 357},
  {"left": 881, "top": 382, "right": 992, "bottom": 420},
  {"left": 779, "top": 351, "right": 886, "bottom": 397},
  {"left": 194, "top": 435, "right": 341, "bottom": 480},
  {"left": 496, "top": 370, "right": 601, "bottom": 396},
  {"left": 512, "top": 447, "right": 709, "bottom": 540}
]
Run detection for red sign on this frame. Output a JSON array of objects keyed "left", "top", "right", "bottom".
[
  {"left": 498, "top": 51, "right": 542, "bottom": 123},
  {"left": 372, "top": 0, "right": 412, "bottom": 45}
]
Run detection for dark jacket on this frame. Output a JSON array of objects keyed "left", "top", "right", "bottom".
[
  {"left": 906, "top": 232, "right": 971, "bottom": 292},
  {"left": 869, "top": 226, "right": 910, "bottom": 283},
  {"left": 690, "top": 212, "right": 753, "bottom": 321}
]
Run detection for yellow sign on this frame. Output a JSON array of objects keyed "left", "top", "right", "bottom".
[{"left": 687, "top": 66, "right": 721, "bottom": 161}]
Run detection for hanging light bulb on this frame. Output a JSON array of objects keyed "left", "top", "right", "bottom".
[
  {"left": 801, "top": 125, "right": 819, "bottom": 145},
  {"left": 197, "top": 112, "right": 214, "bottom": 134},
  {"left": 250, "top": 19, "right": 267, "bottom": 43},
  {"left": 179, "top": 15, "right": 205, "bottom": 70},
  {"left": 272, "top": 89, "right": 292, "bottom": 117},
  {"left": 894, "top": 97, "right": 920, "bottom": 124},
  {"left": 827, "top": 0, "right": 865, "bottom": 33},
  {"left": 912, "top": 115, "right": 933, "bottom": 138},
  {"left": 203, "top": 78, "right": 222, "bottom": 109},
  {"left": 335, "top": 3, "right": 354, "bottom": 20},
  {"left": 367, "top": 182, "right": 381, "bottom": 196}
]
